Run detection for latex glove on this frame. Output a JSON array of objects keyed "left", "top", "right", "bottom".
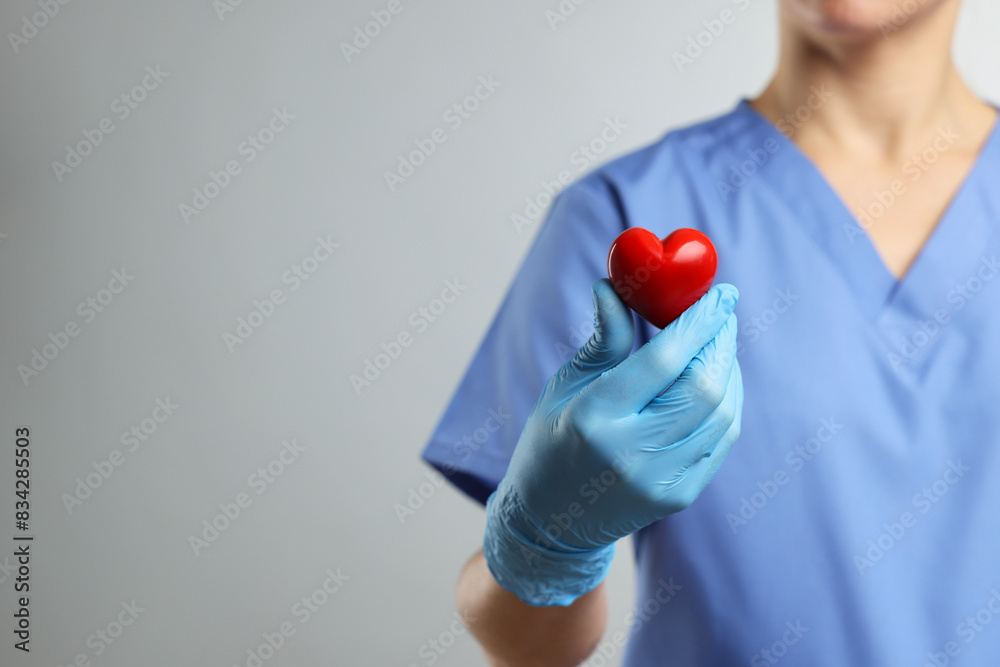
[{"left": 483, "top": 278, "right": 742, "bottom": 606}]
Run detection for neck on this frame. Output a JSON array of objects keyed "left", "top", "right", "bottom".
[{"left": 752, "top": 1, "right": 991, "bottom": 160}]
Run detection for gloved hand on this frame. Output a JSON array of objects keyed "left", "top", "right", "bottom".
[{"left": 483, "top": 278, "right": 742, "bottom": 606}]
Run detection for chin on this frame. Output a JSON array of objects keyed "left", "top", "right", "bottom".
[{"left": 782, "top": 0, "right": 948, "bottom": 36}]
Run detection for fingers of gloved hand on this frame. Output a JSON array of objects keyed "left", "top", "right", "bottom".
[
  {"left": 546, "top": 279, "right": 636, "bottom": 402},
  {"left": 623, "top": 363, "right": 742, "bottom": 515},
  {"left": 697, "top": 366, "right": 743, "bottom": 489},
  {"left": 580, "top": 284, "right": 738, "bottom": 416},
  {"left": 637, "top": 312, "right": 737, "bottom": 436},
  {"left": 655, "top": 403, "right": 742, "bottom": 515},
  {"left": 642, "top": 358, "right": 740, "bottom": 466}
]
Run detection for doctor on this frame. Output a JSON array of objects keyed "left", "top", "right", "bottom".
[{"left": 422, "top": 0, "right": 1000, "bottom": 664}]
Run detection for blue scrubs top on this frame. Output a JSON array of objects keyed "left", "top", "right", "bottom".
[{"left": 421, "top": 98, "right": 1000, "bottom": 666}]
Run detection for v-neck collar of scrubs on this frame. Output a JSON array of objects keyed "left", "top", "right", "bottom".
[{"left": 733, "top": 99, "right": 1000, "bottom": 354}]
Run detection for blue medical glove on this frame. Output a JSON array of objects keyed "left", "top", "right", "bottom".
[{"left": 483, "top": 278, "right": 743, "bottom": 606}]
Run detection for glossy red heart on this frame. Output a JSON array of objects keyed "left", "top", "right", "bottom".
[{"left": 607, "top": 227, "right": 717, "bottom": 329}]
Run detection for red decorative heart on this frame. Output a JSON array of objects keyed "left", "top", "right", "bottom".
[{"left": 607, "top": 227, "right": 717, "bottom": 329}]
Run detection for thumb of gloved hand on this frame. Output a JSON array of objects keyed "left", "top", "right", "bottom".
[{"left": 541, "top": 279, "right": 635, "bottom": 401}]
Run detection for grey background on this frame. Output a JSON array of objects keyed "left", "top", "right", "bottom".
[{"left": 1, "top": 1, "right": 998, "bottom": 665}]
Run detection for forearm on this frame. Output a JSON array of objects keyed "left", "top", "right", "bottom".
[{"left": 456, "top": 549, "right": 607, "bottom": 667}]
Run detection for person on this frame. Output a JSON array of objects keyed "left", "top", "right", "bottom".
[{"left": 421, "top": 0, "right": 1000, "bottom": 664}]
